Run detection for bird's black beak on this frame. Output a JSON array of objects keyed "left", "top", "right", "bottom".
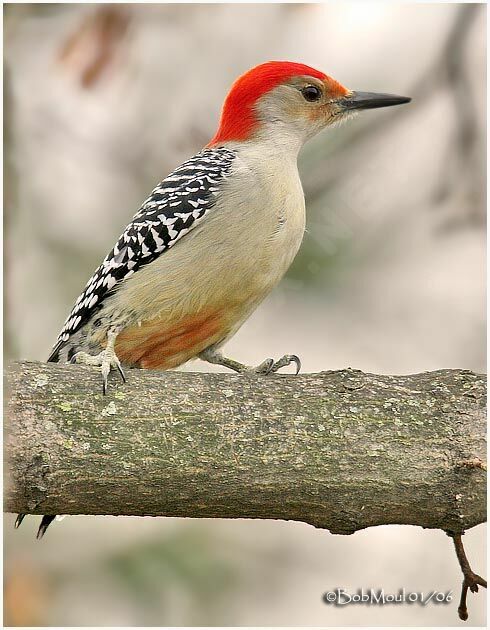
[{"left": 339, "top": 91, "right": 411, "bottom": 111}]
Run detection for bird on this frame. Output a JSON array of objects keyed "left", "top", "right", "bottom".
[{"left": 16, "top": 61, "right": 410, "bottom": 538}]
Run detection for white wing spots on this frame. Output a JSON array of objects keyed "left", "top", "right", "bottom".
[
  {"left": 167, "top": 227, "right": 178, "bottom": 239},
  {"left": 151, "top": 228, "right": 164, "bottom": 249},
  {"left": 51, "top": 147, "right": 236, "bottom": 349},
  {"left": 105, "top": 276, "right": 117, "bottom": 290}
]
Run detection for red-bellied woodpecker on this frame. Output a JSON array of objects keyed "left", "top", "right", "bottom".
[{"left": 17, "top": 61, "right": 410, "bottom": 538}]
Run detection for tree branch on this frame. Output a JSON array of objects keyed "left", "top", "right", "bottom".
[
  {"left": 4, "top": 361, "right": 486, "bottom": 536},
  {"left": 452, "top": 532, "right": 487, "bottom": 621}
]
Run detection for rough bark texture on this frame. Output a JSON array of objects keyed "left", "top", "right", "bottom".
[{"left": 4, "top": 361, "right": 486, "bottom": 535}]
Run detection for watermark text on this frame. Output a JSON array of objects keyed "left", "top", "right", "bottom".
[{"left": 323, "top": 588, "right": 452, "bottom": 607}]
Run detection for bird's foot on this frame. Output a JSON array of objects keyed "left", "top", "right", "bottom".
[
  {"left": 200, "top": 347, "right": 301, "bottom": 375},
  {"left": 70, "top": 330, "right": 125, "bottom": 394},
  {"left": 253, "top": 354, "right": 301, "bottom": 375}
]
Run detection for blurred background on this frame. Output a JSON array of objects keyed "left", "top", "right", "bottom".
[{"left": 3, "top": 2, "right": 486, "bottom": 627}]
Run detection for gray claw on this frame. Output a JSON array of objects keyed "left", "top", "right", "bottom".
[
  {"left": 269, "top": 354, "right": 301, "bottom": 375},
  {"left": 116, "top": 361, "right": 126, "bottom": 383},
  {"left": 253, "top": 358, "right": 275, "bottom": 374},
  {"left": 70, "top": 331, "right": 126, "bottom": 394},
  {"left": 291, "top": 355, "right": 301, "bottom": 375}
]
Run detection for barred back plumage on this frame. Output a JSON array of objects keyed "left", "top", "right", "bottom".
[{"left": 48, "top": 147, "right": 237, "bottom": 363}]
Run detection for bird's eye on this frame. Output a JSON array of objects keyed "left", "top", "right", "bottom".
[{"left": 301, "top": 85, "right": 322, "bottom": 102}]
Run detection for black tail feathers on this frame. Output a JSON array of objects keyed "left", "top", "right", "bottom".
[
  {"left": 14, "top": 513, "right": 26, "bottom": 529},
  {"left": 37, "top": 515, "right": 56, "bottom": 539},
  {"left": 15, "top": 513, "right": 56, "bottom": 539},
  {"left": 14, "top": 344, "right": 63, "bottom": 537}
]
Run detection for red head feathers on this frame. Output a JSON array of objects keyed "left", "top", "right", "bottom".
[{"left": 208, "top": 61, "right": 346, "bottom": 146}]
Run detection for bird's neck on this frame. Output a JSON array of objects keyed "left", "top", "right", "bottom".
[{"left": 217, "top": 126, "right": 305, "bottom": 164}]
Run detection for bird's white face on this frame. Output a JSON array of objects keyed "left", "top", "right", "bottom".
[
  {"left": 255, "top": 74, "right": 352, "bottom": 149},
  {"left": 254, "top": 74, "right": 411, "bottom": 153}
]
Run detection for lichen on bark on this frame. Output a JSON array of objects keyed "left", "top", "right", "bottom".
[{"left": 4, "top": 361, "right": 486, "bottom": 536}]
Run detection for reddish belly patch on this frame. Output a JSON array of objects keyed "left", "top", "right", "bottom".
[{"left": 115, "top": 311, "right": 225, "bottom": 369}]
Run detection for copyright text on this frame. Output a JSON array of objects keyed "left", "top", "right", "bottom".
[{"left": 322, "top": 588, "right": 452, "bottom": 607}]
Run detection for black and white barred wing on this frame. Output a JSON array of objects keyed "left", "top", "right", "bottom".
[{"left": 48, "top": 147, "right": 237, "bottom": 362}]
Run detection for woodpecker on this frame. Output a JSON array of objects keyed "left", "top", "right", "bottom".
[{"left": 18, "top": 61, "right": 410, "bottom": 538}]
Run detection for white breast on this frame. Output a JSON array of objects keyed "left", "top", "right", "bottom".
[{"left": 101, "top": 146, "right": 306, "bottom": 334}]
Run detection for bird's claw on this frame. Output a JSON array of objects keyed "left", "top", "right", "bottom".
[
  {"left": 70, "top": 347, "right": 126, "bottom": 395},
  {"left": 253, "top": 358, "right": 275, "bottom": 374},
  {"left": 254, "top": 354, "right": 301, "bottom": 375}
]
